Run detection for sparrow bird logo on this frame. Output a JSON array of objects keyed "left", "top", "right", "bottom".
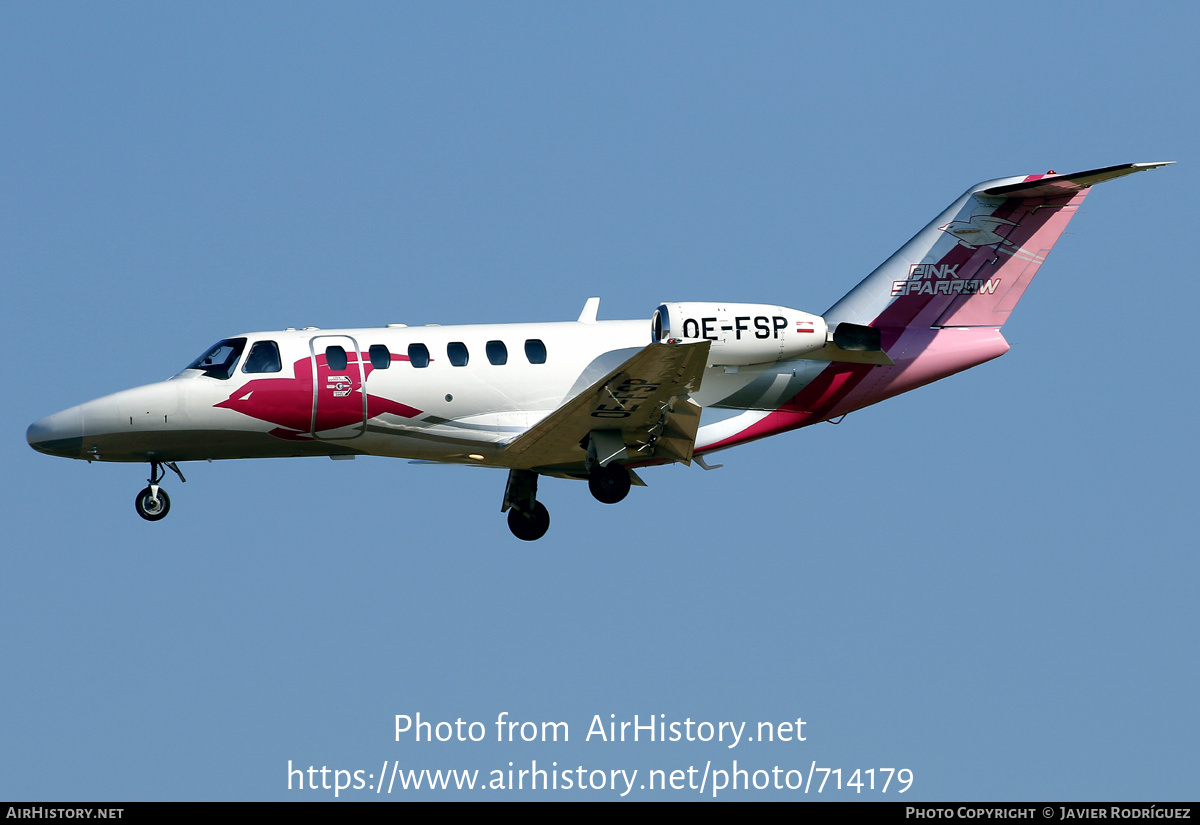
[{"left": 938, "top": 215, "right": 1017, "bottom": 249}]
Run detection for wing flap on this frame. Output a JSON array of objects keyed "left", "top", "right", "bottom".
[{"left": 503, "top": 341, "right": 710, "bottom": 472}]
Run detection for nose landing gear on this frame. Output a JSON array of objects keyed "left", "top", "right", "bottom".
[
  {"left": 135, "top": 460, "right": 185, "bottom": 522},
  {"left": 135, "top": 486, "right": 170, "bottom": 521}
]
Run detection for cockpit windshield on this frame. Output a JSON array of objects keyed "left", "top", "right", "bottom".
[{"left": 184, "top": 338, "right": 247, "bottom": 379}]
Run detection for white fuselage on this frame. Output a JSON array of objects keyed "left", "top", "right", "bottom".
[{"left": 29, "top": 317, "right": 802, "bottom": 467}]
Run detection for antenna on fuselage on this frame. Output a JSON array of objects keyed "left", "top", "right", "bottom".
[{"left": 577, "top": 297, "right": 600, "bottom": 323}]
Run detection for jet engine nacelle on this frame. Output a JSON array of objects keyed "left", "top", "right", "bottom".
[{"left": 651, "top": 302, "right": 829, "bottom": 366}]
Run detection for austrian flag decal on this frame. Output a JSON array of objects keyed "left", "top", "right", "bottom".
[{"left": 796, "top": 320, "right": 816, "bottom": 333}]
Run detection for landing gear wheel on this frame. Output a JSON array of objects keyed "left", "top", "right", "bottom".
[
  {"left": 135, "top": 487, "right": 171, "bottom": 521},
  {"left": 507, "top": 501, "right": 550, "bottom": 541},
  {"left": 588, "top": 464, "right": 631, "bottom": 504}
]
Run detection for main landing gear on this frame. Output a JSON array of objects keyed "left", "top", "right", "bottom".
[
  {"left": 503, "top": 469, "right": 550, "bottom": 541},
  {"left": 507, "top": 500, "right": 550, "bottom": 542},
  {"left": 588, "top": 464, "right": 631, "bottom": 504},
  {"left": 502, "top": 463, "right": 634, "bottom": 541},
  {"left": 584, "top": 430, "right": 631, "bottom": 504},
  {"left": 135, "top": 460, "right": 185, "bottom": 522}
]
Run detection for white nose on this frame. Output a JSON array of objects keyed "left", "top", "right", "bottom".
[{"left": 26, "top": 406, "right": 84, "bottom": 458}]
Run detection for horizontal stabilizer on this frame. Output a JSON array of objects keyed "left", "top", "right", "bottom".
[
  {"left": 981, "top": 162, "right": 1173, "bottom": 199},
  {"left": 797, "top": 323, "right": 894, "bottom": 365},
  {"left": 797, "top": 342, "right": 894, "bottom": 366}
]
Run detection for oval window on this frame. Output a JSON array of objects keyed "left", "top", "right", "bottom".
[
  {"left": 325, "top": 346, "right": 348, "bottom": 371},
  {"left": 408, "top": 343, "right": 430, "bottom": 368},
  {"left": 525, "top": 339, "right": 547, "bottom": 364},
  {"left": 369, "top": 344, "right": 390, "bottom": 369},
  {"left": 486, "top": 340, "right": 508, "bottom": 365}
]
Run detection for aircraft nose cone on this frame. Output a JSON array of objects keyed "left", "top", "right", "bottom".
[{"left": 27, "top": 406, "right": 84, "bottom": 458}]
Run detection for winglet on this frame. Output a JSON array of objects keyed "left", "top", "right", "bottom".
[{"left": 578, "top": 297, "right": 601, "bottom": 323}]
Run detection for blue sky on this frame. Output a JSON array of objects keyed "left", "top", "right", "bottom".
[{"left": 2, "top": 2, "right": 1195, "bottom": 800}]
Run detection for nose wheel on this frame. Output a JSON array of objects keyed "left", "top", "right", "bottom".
[
  {"left": 135, "top": 486, "right": 171, "bottom": 521},
  {"left": 134, "top": 460, "right": 185, "bottom": 522}
]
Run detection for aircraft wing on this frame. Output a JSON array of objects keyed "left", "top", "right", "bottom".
[{"left": 502, "top": 341, "right": 711, "bottom": 474}]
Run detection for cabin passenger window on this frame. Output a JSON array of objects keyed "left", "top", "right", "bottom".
[
  {"left": 369, "top": 345, "right": 390, "bottom": 369},
  {"left": 447, "top": 342, "right": 469, "bottom": 367},
  {"left": 486, "top": 340, "right": 508, "bottom": 365},
  {"left": 242, "top": 341, "right": 282, "bottom": 373},
  {"left": 525, "top": 339, "right": 547, "bottom": 364},
  {"left": 325, "top": 346, "right": 348, "bottom": 371},
  {"left": 408, "top": 343, "right": 430, "bottom": 368},
  {"left": 186, "top": 338, "right": 246, "bottom": 380}
]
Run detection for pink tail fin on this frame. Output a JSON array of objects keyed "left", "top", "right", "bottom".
[
  {"left": 931, "top": 190, "right": 1084, "bottom": 327},
  {"left": 824, "top": 162, "right": 1174, "bottom": 335}
]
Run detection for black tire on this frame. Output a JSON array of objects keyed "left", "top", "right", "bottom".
[
  {"left": 588, "top": 464, "right": 631, "bottom": 504},
  {"left": 507, "top": 501, "right": 550, "bottom": 541},
  {"left": 135, "top": 487, "right": 171, "bottom": 521}
]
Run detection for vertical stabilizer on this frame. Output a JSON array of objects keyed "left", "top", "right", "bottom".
[
  {"left": 824, "top": 163, "right": 1173, "bottom": 337},
  {"left": 696, "top": 162, "right": 1171, "bottom": 454}
]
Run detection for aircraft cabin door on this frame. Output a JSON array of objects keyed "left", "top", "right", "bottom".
[{"left": 309, "top": 335, "right": 367, "bottom": 439}]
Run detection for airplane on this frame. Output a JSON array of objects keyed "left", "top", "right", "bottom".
[{"left": 27, "top": 162, "right": 1171, "bottom": 540}]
